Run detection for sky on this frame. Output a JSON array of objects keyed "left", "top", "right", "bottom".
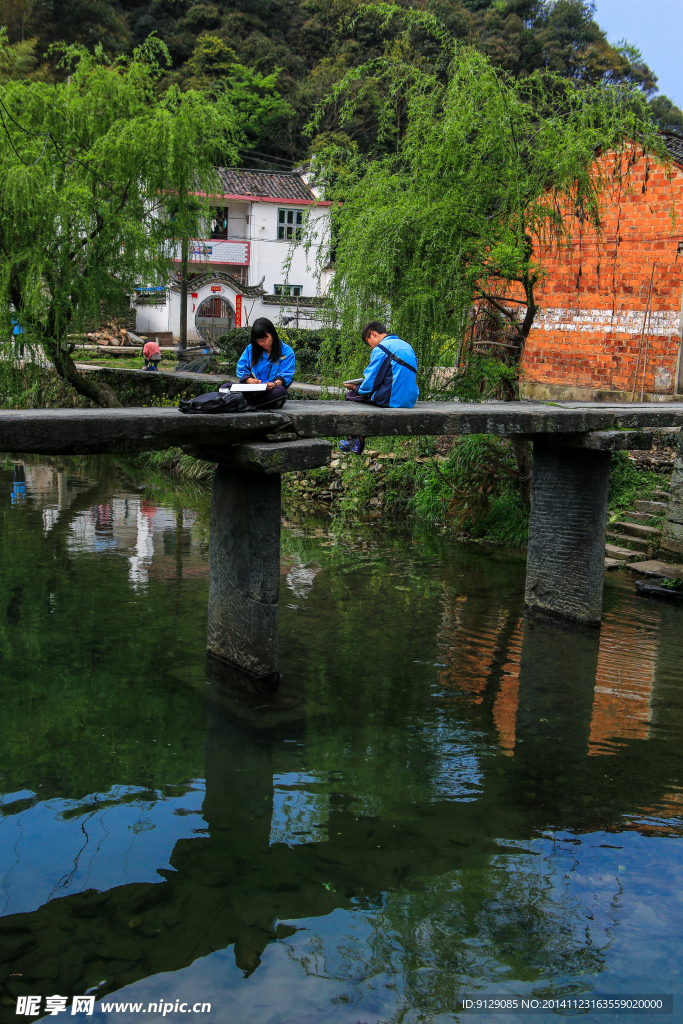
[{"left": 594, "top": 0, "right": 683, "bottom": 107}]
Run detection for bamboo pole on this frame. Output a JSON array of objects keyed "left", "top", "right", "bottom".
[
  {"left": 631, "top": 264, "right": 656, "bottom": 402},
  {"left": 640, "top": 267, "right": 657, "bottom": 401},
  {"left": 640, "top": 292, "right": 656, "bottom": 402}
]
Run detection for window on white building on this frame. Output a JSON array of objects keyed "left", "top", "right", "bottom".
[
  {"left": 278, "top": 209, "right": 303, "bottom": 240},
  {"left": 210, "top": 207, "right": 229, "bottom": 239},
  {"left": 274, "top": 284, "right": 303, "bottom": 297}
]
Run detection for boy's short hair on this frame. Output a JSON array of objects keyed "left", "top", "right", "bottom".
[{"left": 362, "top": 321, "right": 387, "bottom": 341}]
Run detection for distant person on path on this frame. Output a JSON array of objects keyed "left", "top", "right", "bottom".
[
  {"left": 340, "top": 321, "right": 418, "bottom": 455},
  {"left": 230, "top": 317, "right": 295, "bottom": 409},
  {"left": 142, "top": 340, "right": 162, "bottom": 370}
]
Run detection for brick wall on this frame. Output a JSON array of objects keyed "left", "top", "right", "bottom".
[{"left": 519, "top": 149, "right": 683, "bottom": 395}]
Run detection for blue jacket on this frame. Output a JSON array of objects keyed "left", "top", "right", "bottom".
[
  {"left": 358, "top": 335, "right": 419, "bottom": 408},
  {"left": 237, "top": 341, "right": 296, "bottom": 386}
]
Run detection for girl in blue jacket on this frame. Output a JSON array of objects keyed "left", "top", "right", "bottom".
[{"left": 233, "top": 318, "right": 296, "bottom": 409}]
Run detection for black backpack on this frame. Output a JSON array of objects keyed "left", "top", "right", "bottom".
[{"left": 178, "top": 390, "right": 248, "bottom": 415}]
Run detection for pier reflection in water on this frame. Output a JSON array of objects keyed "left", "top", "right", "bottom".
[{"left": 0, "top": 458, "right": 682, "bottom": 1023}]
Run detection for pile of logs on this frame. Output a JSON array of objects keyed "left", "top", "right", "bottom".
[{"left": 86, "top": 321, "right": 143, "bottom": 347}]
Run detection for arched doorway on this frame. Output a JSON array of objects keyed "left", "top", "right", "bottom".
[{"left": 195, "top": 295, "right": 234, "bottom": 345}]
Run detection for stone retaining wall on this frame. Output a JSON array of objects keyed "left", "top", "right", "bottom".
[{"left": 661, "top": 429, "right": 683, "bottom": 562}]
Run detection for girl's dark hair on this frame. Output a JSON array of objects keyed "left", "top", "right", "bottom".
[{"left": 250, "top": 317, "right": 282, "bottom": 366}]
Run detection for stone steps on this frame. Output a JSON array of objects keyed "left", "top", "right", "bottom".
[
  {"left": 619, "top": 510, "right": 661, "bottom": 525},
  {"left": 612, "top": 521, "right": 661, "bottom": 539},
  {"left": 605, "top": 473, "right": 675, "bottom": 569},
  {"left": 635, "top": 500, "right": 668, "bottom": 514},
  {"left": 605, "top": 543, "right": 647, "bottom": 562},
  {"left": 606, "top": 532, "right": 653, "bottom": 554},
  {"left": 627, "top": 559, "right": 683, "bottom": 579}
]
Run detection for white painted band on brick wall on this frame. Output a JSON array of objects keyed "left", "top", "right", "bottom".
[{"left": 526, "top": 307, "right": 681, "bottom": 335}]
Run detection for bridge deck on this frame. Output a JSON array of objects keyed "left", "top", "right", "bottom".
[{"left": 1, "top": 400, "right": 682, "bottom": 455}]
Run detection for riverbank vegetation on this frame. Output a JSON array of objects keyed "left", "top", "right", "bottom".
[{"left": 134, "top": 434, "right": 673, "bottom": 550}]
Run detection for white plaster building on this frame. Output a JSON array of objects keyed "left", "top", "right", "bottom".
[{"left": 134, "top": 169, "right": 331, "bottom": 344}]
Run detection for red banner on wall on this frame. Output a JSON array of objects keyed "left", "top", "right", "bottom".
[{"left": 235, "top": 295, "right": 242, "bottom": 328}]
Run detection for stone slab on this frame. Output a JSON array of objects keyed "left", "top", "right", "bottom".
[
  {"left": 635, "top": 500, "right": 668, "bottom": 514},
  {"left": 541, "top": 429, "right": 653, "bottom": 451},
  {"left": 605, "top": 532, "right": 652, "bottom": 552},
  {"left": 613, "top": 521, "right": 661, "bottom": 539},
  {"left": 620, "top": 511, "right": 660, "bottom": 524},
  {"left": 0, "top": 407, "right": 288, "bottom": 455},
  {"left": 184, "top": 438, "right": 332, "bottom": 474},
  {"left": 605, "top": 543, "right": 646, "bottom": 561},
  {"left": 1, "top": 400, "right": 683, "bottom": 455},
  {"left": 605, "top": 557, "right": 626, "bottom": 570},
  {"left": 627, "top": 560, "right": 683, "bottom": 578}
]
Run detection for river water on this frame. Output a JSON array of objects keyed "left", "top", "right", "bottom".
[{"left": 0, "top": 458, "right": 682, "bottom": 1024}]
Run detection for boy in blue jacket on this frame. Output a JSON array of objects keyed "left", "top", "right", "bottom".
[{"left": 340, "top": 321, "right": 418, "bottom": 455}]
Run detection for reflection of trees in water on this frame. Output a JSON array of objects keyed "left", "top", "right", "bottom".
[{"left": 284, "top": 844, "right": 613, "bottom": 1020}]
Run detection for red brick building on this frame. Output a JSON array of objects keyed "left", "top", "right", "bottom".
[{"left": 520, "top": 134, "right": 683, "bottom": 400}]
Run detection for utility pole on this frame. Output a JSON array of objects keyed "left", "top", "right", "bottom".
[{"left": 179, "top": 229, "right": 188, "bottom": 352}]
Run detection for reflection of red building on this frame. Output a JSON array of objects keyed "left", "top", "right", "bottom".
[
  {"left": 437, "top": 600, "right": 522, "bottom": 754},
  {"left": 588, "top": 608, "right": 658, "bottom": 756},
  {"left": 492, "top": 619, "right": 523, "bottom": 757},
  {"left": 438, "top": 600, "right": 507, "bottom": 704},
  {"left": 437, "top": 592, "right": 666, "bottom": 765}
]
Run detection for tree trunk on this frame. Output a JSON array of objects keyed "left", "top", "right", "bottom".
[
  {"left": 511, "top": 436, "right": 532, "bottom": 507},
  {"left": 48, "top": 338, "right": 122, "bottom": 408},
  {"left": 179, "top": 231, "right": 188, "bottom": 351},
  {"left": 508, "top": 244, "right": 538, "bottom": 507}
]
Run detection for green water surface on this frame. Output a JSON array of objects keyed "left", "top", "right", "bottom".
[{"left": 0, "top": 457, "right": 682, "bottom": 1024}]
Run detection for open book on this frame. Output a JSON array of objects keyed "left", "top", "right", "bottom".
[
  {"left": 343, "top": 378, "right": 363, "bottom": 387},
  {"left": 227, "top": 383, "right": 268, "bottom": 393}
]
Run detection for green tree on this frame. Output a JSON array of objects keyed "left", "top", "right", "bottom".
[
  {"left": 315, "top": 35, "right": 662, "bottom": 497},
  {"left": 648, "top": 95, "right": 683, "bottom": 133},
  {"left": 183, "top": 33, "right": 295, "bottom": 150},
  {"left": 0, "top": 36, "right": 240, "bottom": 406}
]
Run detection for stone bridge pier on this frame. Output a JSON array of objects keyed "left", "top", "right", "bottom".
[
  {"left": 186, "top": 437, "right": 333, "bottom": 681},
  {"left": 524, "top": 430, "right": 652, "bottom": 624}
]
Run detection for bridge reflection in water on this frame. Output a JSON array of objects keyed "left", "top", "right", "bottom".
[{"left": 1, "top": 462, "right": 682, "bottom": 1020}]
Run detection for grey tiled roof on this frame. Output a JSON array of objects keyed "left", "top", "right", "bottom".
[
  {"left": 216, "top": 168, "right": 315, "bottom": 201},
  {"left": 662, "top": 133, "right": 683, "bottom": 166}
]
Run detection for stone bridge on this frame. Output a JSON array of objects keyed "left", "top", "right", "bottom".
[{"left": 2, "top": 400, "right": 682, "bottom": 680}]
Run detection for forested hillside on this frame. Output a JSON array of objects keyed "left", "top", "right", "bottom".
[{"left": 1, "top": 0, "right": 681, "bottom": 166}]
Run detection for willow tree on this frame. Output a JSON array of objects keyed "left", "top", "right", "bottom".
[
  {"left": 0, "top": 36, "right": 240, "bottom": 406},
  {"left": 314, "top": 33, "right": 663, "bottom": 492}
]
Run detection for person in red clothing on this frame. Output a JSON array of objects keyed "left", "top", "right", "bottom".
[{"left": 142, "top": 340, "right": 162, "bottom": 370}]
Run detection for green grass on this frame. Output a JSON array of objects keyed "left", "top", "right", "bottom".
[
  {"left": 319, "top": 434, "right": 531, "bottom": 547},
  {"left": 607, "top": 452, "right": 666, "bottom": 511},
  {"left": 73, "top": 350, "right": 178, "bottom": 371},
  {"left": 138, "top": 448, "right": 215, "bottom": 481}
]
